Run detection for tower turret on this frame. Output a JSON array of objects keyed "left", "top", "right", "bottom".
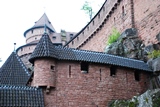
[
  {"left": 24, "top": 13, "right": 56, "bottom": 44},
  {"left": 29, "top": 33, "right": 57, "bottom": 90}
]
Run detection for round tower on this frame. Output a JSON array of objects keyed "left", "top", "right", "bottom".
[
  {"left": 29, "top": 33, "right": 57, "bottom": 90},
  {"left": 16, "top": 13, "right": 56, "bottom": 70},
  {"left": 34, "top": 58, "right": 56, "bottom": 88},
  {"left": 24, "top": 13, "right": 56, "bottom": 44}
]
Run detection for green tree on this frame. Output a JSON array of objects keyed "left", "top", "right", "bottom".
[{"left": 81, "top": 1, "right": 94, "bottom": 20}]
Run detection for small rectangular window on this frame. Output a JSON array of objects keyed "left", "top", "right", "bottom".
[
  {"left": 110, "top": 66, "right": 116, "bottom": 76},
  {"left": 81, "top": 62, "right": 89, "bottom": 73},
  {"left": 72, "top": 41, "right": 74, "bottom": 45},
  {"left": 52, "top": 36, "right": 56, "bottom": 40},
  {"left": 50, "top": 65, "right": 55, "bottom": 71},
  {"left": 70, "top": 34, "right": 73, "bottom": 39},
  {"left": 134, "top": 71, "right": 140, "bottom": 81}
]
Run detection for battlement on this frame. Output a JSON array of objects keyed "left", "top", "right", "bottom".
[{"left": 65, "top": 0, "right": 124, "bottom": 48}]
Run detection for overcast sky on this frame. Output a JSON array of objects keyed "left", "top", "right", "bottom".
[{"left": 0, "top": 0, "right": 105, "bottom": 66}]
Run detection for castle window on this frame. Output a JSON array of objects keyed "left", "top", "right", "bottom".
[
  {"left": 81, "top": 62, "right": 89, "bottom": 73},
  {"left": 103, "top": 6, "right": 105, "bottom": 12},
  {"left": 82, "top": 32, "right": 84, "bottom": 36},
  {"left": 77, "top": 37, "right": 79, "bottom": 41},
  {"left": 72, "top": 41, "right": 74, "bottom": 45},
  {"left": 70, "top": 34, "right": 73, "bottom": 39},
  {"left": 31, "top": 30, "right": 34, "bottom": 34},
  {"left": 21, "top": 48, "right": 23, "bottom": 51},
  {"left": 122, "top": 6, "right": 125, "bottom": 16},
  {"left": 114, "top": 17, "right": 116, "bottom": 24},
  {"left": 50, "top": 65, "right": 55, "bottom": 71},
  {"left": 69, "top": 65, "right": 71, "bottom": 78},
  {"left": 100, "top": 69, "right": 102, "bottom": 81},
  {"left": 98, "top": 14, "right": 100, "bottom": 19},
  {"left": 110, "top": 66, "right": 116, "bottom": 76},
  {"left": 52, "top": 36, "right": 56, "bottom": 40},
  {"left": 134, "top": 71, "right": 140, "bottom": 81},
  {"left": 93, "top": 21, "right": 94, "bottom": 25},
  {"left": 35, "top": 37, "right": 37, "bottom": 40},
  {"left": 87, "top": 26, "right": 89, "bottom": 31}
]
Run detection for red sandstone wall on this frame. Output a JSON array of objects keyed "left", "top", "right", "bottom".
[
  {"left": 134, "top": 0, "right": 160, "bottom": 45},
  {"left": 42, "top": 60, "right": 149, "bottom": 107},
  {"left": 68, "top": 0, "right": 160, "bottom": 52},
  {"left": 33, "top": 59, "right": 56, "bottom": 87},
  {"left": 80, "top": 0, "right": 132, "bottom": 52}
]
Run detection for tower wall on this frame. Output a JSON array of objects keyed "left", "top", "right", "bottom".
[
  {"left": 33, "top": 58, "right": 56, "bottom": 88},
  {"left": 26, "top": 28, "right": 53, "bottom": 44}
]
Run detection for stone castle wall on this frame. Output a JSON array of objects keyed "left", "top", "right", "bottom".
[
  {"left": 67, "top": 0, "right": 160, "bottom": 52},
  {"left": 32, "top": 60, "right": 150, "bottom": 107},
  {"left": 134, "top": 0, "right": 160, "bottom": 45}
]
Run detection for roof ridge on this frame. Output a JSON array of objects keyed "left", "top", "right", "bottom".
[
  {"left": 62, "top": 46, "right": 146, "bottom": 63},
  {"left": 0, "top": 85, "right": 41, "bottom": 90}
]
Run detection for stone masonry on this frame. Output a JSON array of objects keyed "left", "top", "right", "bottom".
[{"left": 32, "top": 60, "right": 150, "bottom": 107}]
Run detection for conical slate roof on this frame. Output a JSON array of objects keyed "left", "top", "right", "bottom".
[
  {"left": 29, "top": 33, "right": 57, "bottom": 63},
  {"left": 24, "top": 13, "right": 56, "bottom": 36},
  {"left": 0, "top": 52, "right": 30, "bottom": 85},
  {"left": 33, "top": 13, "right": 56, "bottom": 32}
]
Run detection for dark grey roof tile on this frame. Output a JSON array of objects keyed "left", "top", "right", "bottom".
[
  {"left": 0, "top": 52, "right": 30, "bottom": 85},
  {"left": 0, "top": 85, "right": 44, "bottom": 107},
  {"left": 29, "top": 34, "right": 152, "bottom": 72}
]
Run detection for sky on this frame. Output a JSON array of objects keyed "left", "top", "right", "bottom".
[{"left": 0, "top": 0, "right": 105, "bottom": 66}]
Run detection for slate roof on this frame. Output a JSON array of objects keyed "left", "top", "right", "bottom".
[
  {"left": 24, "top": 13, "right": 56, "bottom": 37},
  {"left": 30, "top": 33, "right": 58, "bottom": 60},
  {"left": 0, "top": 52, "right": 30, "bottom": 85},
  {"left": 0, "top": 85, "right": 44, "bottom": 107},
  {"left": 29, "top": 33, "right": 152, "bottom": 72}
]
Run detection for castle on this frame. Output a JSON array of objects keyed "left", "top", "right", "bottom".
[{"left": 0, "top": 0, "right": 160, "bottom": 107}]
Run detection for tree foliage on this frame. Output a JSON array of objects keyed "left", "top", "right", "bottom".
[
  {"left": 106, "top": 28, "right": 120, "bottom": 45},
  {"left": 81, "top": 1, "right": 94, "bottom": 20},
  {"left": 148, "top": 50, "right": 160, "bottom": 59}
]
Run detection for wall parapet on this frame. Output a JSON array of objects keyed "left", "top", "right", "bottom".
[{"left": 65, "top": 0, "right": 121, "bottom": 48}]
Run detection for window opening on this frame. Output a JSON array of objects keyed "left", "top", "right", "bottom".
[
  {"left": 81, "top": 62, "right": 89, "bottom": 73},
  {"left": 110, "top": 66, "right": 116, "bottom": 76},
  {"left": 69, "top": 65, "right": 71, "bottom": 77},
  {"left": 100, "top": 69, "right": 102, "bottom": 81},
  {"left": 134, "top": 71, "right": 140, "bottom": 81},
  {"left": 72, "top": 41, "right": 74, "bottom": 45},
  {"left": 50, "top": 65, "right": 55, "bottom": 71},
  {"left": 31, "top": 30, "right": 33, "bottom": 34},
  {"left": 70, "top": 34, "right": 73, "bottom": 39},
  {"left": 122, "top": 6, "right": 125, "bottom": 16},
  {"left": 93, "top": 21, "right": 94, "bottom": 25}
]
